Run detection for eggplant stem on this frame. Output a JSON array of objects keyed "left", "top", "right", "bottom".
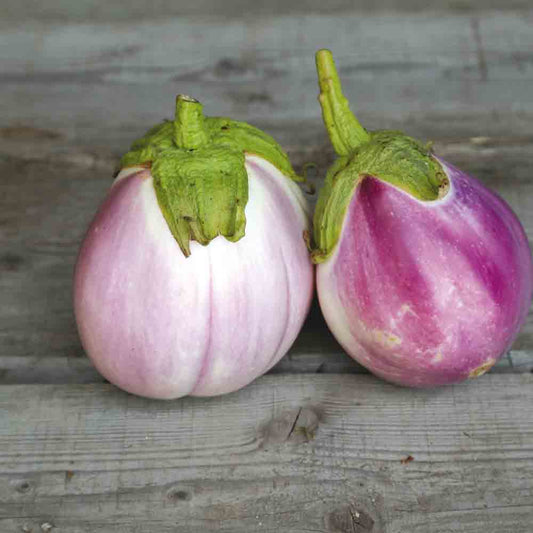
[
  {"left": 174, "top": 95, "right": 210, "bottom": 150},
  {"left": 315, "top": 49, "right": 370, "bottom": 156}
]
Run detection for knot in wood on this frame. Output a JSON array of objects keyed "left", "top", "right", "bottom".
[
  {"left": 260, "top": 407, "right": 320, "bottom": 445},
  {"left": 325, "top": 503, "right": 375, "bottom": 532}
]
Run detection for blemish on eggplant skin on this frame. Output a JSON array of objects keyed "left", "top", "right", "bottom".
[
  {"left": 469, "top": 359, "right": 496, "bottom": 378},
  {"left": 373, "top": 330, "right": 402, "bottom": 347},
  {"left": 432, "top": 351, "right": 444, "bottom": 363}
]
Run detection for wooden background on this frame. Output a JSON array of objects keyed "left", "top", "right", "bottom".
[{"left": 1, "top": 0, "right": 533, "bottom": 531}]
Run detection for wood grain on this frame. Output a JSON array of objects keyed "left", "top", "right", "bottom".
[
  {"left": 1, "top": 349, "right": 531, "bottom": 385},
  {"left": 2, "top": 11, "right": 533, "bottom": 146},
  {"left": 2, "top": 4, "right": 533, "bottom": 531},
  {"left": 2, "top": 140, "right": 533, "bottom": 369},
  {"left": 1, "top": 374, "right": 533, "bottom": 532},
  {"left": 1, "top": 7, "right": 533, "bottom": 370},
  {"left": 4, "top": 0, "right": 533, "bottom": 26}
]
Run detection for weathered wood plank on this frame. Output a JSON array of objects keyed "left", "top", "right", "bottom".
[
  {"left": 2, "top": 9, "right": 533, "bottom": 368},
  {"left": 1, "top": 374, "right": 533, "bottom": 532},
  {"left": 1, "top": 349, "right": 530, "bottom": 385},
  {"left": 2, "top": 12, "right": 533, "bottom": 146},
  {"left": 0, "top": 297, "right": 531, "bottom": 385},
  {"left": 4, "top": 0, "right": 532, "bottom": 26},
  {"left": 2, "top": 140, "right": 533, "bottom": 364}
]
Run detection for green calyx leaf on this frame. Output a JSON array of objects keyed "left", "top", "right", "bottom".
[
  {"left": 120, "top": 95, "right": 299, "bottom": 257},
  {"left": 312, "top": 50, "right": 449, "bottom": 264},
  {"left": 312, "top": 131, "right": 449, "bottom": 263}
]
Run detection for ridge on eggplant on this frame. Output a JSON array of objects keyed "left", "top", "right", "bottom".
[
  {"left": 312, "top": 50, "right": 449, "bottom": 264},
  {"left": 121, "top": 95, "right": 300, "bottom": 257}
]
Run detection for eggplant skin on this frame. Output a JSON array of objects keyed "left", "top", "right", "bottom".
[
  {"left": 74, "top": 156, "right": 314, "bottom": 399},
  {"left": 317, "top": 158, "right": 533, "bottom": 387}
]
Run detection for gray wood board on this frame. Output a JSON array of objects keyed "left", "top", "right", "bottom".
[
  {"left": 2, "top": 139, "right": 533, "bottom": 367},
  {"left": 2, "top": 12, "right": 533, "bottom": 144},
  {"left": 1, "top": 8, "right": 533, "bottom": 368},
  {"left": 1, "top": 374, "right": 533, "bottom": 532},
  {"left": 4, "top": 0, "right": 533, "bottom": 25},
  {"left": 1, "top": 349, "right": 531, "bottom": 385}
]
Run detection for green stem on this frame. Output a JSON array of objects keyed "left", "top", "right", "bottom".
[
  {"left": 315, "top": 49, "right": 370, "bottom": 156},
  {"left": 174, "top": 95, "right": 210, "bottom": 150}
]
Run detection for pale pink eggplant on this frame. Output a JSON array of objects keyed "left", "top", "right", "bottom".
[
  {"left": 313, "top": 50, "right": 532, "bottom": 386},
  {"left": 74, "top": 97, "right": 313, "bottom": 399}
]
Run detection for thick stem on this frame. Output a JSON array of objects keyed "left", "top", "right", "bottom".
[
  {"left": 315, "top": 49, "right": 370, "bottom": 156},
  {"left": 174, "top": 95, "right": 210, "bottom": 150}
]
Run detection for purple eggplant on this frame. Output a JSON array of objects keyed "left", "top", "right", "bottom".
[{"left": 313, "top": 50, "right": 532, "bottom": 387}]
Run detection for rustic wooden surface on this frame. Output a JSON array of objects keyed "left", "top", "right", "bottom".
[
  {"left": 1, "top": 3, "right": 533, "bottom": 374},
  {"left": 2, "top": 1, "right": 533, "bottom": 531},
  {"left": 2, "top": 374, "right": 533, "bottom": 533}
]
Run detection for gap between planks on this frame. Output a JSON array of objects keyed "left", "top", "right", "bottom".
[{"left": 0, "top": 349, "right": 531, "bottom": 385}]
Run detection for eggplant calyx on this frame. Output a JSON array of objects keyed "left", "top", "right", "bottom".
[
  {"left": 120, "top": 95, "right": 299, "bottom": 257},
  {"left": 312, "top": 50, "right": 449, "bottom": 264}
]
